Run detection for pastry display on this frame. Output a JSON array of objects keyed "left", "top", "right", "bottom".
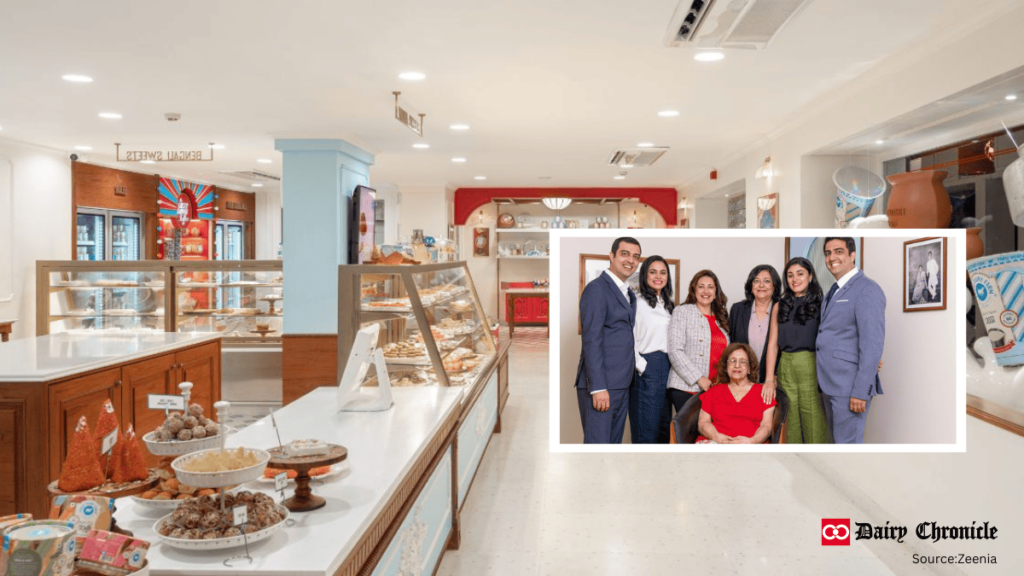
[
  {"left": 262, "top": 466, "right": 331, "bottom": 479},
  {"left": 155, "top": 492, "right": 284, "bottom": 539},
  {"left": 136, "top": 457, "right": 218, "bottom": 502},
  {"left": 442, "top": 355, "right": 464, "bottom": 372},
  {"left": 59, "top": 416, "right": 106, "bottom": 492},
  {"left": 177, "top": 447, "right": 260, "bottom": 473},
  {"left": 151, "top": 404, "right": 219, "bottom": 443},
  {"left": 110, "top": 426, "right": 149, "bottom": 483},
  {"left": 393, "top": 371, "right": 435, "bottom": 387},
  {"left": 284, "top": 439, "right": 329, "bottom": 457},
  {"left": 383, "top": 341, "right": 428, "bottom": 360}
]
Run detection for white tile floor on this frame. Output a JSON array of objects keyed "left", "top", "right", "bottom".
[{"left": 437, "top": 328, "right": 941, "bottom": 576}]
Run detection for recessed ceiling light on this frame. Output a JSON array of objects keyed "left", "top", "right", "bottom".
[
  {"left": 658, "top": 110, "right": 680, "bottom": 117},
  {"left": 451, "top": 157, "right": 467, "bottom": 163},
  {"left": 98, "top": 112, "right": 122, "bottom": 119},
  {"left": 637, "top": 142, "right": 654, "bottom": 148},
  {"left": 613, "top": 175, "right": 626, "bottom": 180},
  {"left": 398, "top": 71, "right": 426, "bottom": 81},
  {"left": 62, "top": 74, "right": 93, "bottom": 83},
  {"left": 875, "top": 139, "right": 885, "bottom": 145},
  {"left": 412, "top": 143, "right": 430, "bottom": 149},
  {"left": 694, "top": 51, "right": 725, "bottom": 62},
  {"left": 621, "top": 163, "right": 634, "bottom": 169},
  {"left": 140, "top": 160, "right": 155, "bottom": 164},
  {"left": 474, "top": 176, "right": 487, "bottom": 180},
  {"left": 252, "top": 183, "right": 263, "bottom": 188},
  {"left": 449, "top": 124, "right": 470, "bottom": 131},
  {"left": 1007, "top": 94, "right": 1018, "bottom": 101},
  {"left": 74, "top": 145, "right": 92, "bottom": 151},
  {"left": 256, "top": 158, "right": 272, "bottom": 164}
]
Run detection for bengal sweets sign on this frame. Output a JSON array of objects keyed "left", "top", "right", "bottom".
[{"left": 115, "top": 143, "right": 215, "bottom": 162}]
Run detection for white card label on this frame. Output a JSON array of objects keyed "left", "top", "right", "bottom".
[
  {"left": 232, "top": 505, "right": 248, "bottom": 527},
  {"left": 274, "top": 472, "right": 288, "bottom": 492},
  {"left": 148, "top": 394, "right": 186, "bottom": 411},
  {"left": 101, "top": 430, "right": 118, "bottom": 455}
]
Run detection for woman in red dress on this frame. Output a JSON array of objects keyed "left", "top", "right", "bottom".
[{"left": 696, "top": 343, "right": 777, "bottom": 444}]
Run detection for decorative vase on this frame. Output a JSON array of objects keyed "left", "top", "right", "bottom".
[
  {"left": 885, "top": 170, "right": 952, "bottom": 228},
  {"left": 966, "top": 228, "right": 984, "bottom": 260},
  {"left": 834, "top": 166, "right": 885, "bottom": 228}
]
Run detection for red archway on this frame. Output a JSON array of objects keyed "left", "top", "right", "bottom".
[{"left": 453, "top": 187, "right": 678, "bottom": 226}]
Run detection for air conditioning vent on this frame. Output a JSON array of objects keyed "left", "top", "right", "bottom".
[
  {"left": 218, "top": 170, "right": 281, "bottom": 182},
  {"left": 607, "top": 148, "right": 669, "bottom": 167},
  {"left": 664, "top": 0, "right": 813, "bottom": 50}
]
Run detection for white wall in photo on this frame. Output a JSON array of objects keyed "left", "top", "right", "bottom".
[{"left": 557, "top": 234, "right": 958, "bottom": 445}]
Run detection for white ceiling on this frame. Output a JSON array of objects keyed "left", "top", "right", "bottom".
[{"left": 0, "top": 0, "right": 1016, "bottom": 194}]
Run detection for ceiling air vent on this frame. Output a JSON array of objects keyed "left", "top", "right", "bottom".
[
  {"left": 607, "top": 148, "right": 669, "bottom": 167},
  {"left": 664, "top": 0, "right": 814, "bottom": 50},
  {"left": 217, "top": 170, "right": 281, "bottom": 182}
]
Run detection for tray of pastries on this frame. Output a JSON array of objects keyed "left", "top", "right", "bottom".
[
  {"left": 155, "top": 492, "right": 287, "bottom": 550},
  {"left": 143, "top": 404, "right": 228, "bottom": 456},
  {"left": 392, "top": 370, "right": 437, "bottom": 387},
  {"left": 171, "top": 447, "right": 271, "bottom": 488},
  {"left": 131, "top": 457, "right": 232, "bottom": 512},
  {"left": 382, "top": 341, "right": 431, "bottom": 365}
]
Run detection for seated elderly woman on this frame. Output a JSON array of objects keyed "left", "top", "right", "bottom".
[{"left": 696, "top": 343, "right": 777, "bottom": 444}]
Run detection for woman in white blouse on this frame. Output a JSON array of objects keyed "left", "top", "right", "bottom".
[{"left": 629, "top": 256, "right": 675, "bottom": 443}]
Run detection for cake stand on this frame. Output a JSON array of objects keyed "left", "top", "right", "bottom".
[
  {"left": 259, "top": 294, "right": 283, "bottom": 315},
  {"left": 266, "top": 444, "right": 348, "bottom": 512}
]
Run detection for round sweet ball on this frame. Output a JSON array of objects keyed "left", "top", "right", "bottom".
[
  {"left": 192, "top": 426, "right": 207, "bottom": 439},
  {"left": 164, "top": 417, "right": 184, "bottom": 434},
  {"left": 189, "top": 403, "right": 204, "bottom": 417},
  {"left": 183, "top": 416, "right": 199, "bottom": 429},
  {"left": 204, "top": 423, "right": 219, "bottom": 437},
  {"left": 177, "top": 428, "right": 193, "bottom": 441},
  {"left": 156, "top": 428, "right": 174, "bottom": 441}
]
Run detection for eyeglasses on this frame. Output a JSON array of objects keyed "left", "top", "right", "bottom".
[
  {"left": 727, "top": 358, "right": 749, "bottom": 366},
  {"left": 752, "top": 279, "right": 773, "bottom": 285}
]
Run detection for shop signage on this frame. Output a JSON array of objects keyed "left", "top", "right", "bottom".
[
  {"left": 393, "top": 91, "right": 425, "bottom": 137},
  {"left": 225, "top": 201, "right": 246, "bottom": 211},
  {"left": 114, "top": 185, "right": 128, "bottom": 197},
  {"left": 177, "top": 197, "right": 191, "bottom": 226},
  {"left": 115, "top": 142, "right": 215, "bottom": 162}
]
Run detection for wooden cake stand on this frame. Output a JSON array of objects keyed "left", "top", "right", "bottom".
[
  {"left": 249, "top": 328, "right": 278, "bottom": 337},
  {"left": 47, "top": 471, "right": 159, "bottom": 536},
  {"left": 267, "top": 444, "right": 348, "bottom": 512}
]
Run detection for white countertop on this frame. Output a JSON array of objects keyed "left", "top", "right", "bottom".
[
  {"left": 118, "top": 386, "right": 464, "bottom": 576},
  {"left": 0, "top": 332, "right": 221, "bottom": 382}
]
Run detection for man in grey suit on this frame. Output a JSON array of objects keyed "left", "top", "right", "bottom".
[
  {"left": 575, "top": 237, "right": 641, "bottom": 443},
  {"left": 816, "top": 237, "right": 885, "bottom": 444}
]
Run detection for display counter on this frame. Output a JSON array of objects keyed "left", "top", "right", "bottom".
[
  {"left": 0, "top": 332, "right": 221, "bottom": 517},
  {"left": 118, "top": 386, "right": 463, "bottom": 576}
]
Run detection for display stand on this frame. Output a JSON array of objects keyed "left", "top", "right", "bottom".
[
  {"left": 266, "top": 444, "right": 348, "bottom": 512},
  {"left": 338, "top": 325, "right": 394, "bottom": 412}
]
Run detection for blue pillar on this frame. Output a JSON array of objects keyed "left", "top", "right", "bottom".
[{"left": 274, "top": 139, "right": 373, "bottom": 334}]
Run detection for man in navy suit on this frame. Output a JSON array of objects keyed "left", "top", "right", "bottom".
[
  {"left": 816, "top": 237, "right": 886, "bottom": 444},
  {"left": 575, "top": 237, "right": 641, "bottom": 443}
]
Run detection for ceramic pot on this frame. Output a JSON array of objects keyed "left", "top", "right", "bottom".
[
  {"left": 966, "top": 228, "right": 984, "bottom": 260},
  {"left": 885, "top": 170, "right": 952, "bottom": 228}
]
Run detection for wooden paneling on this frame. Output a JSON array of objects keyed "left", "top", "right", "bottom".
[
  {"left": 283, "top": 334, "right": 338, "bottom": 405},
  {"left": 214, "top": 189, "right": 256, "bottom": 223},
  {"left": 47, "top": 367, "right": 123, "bottom": 482},
  {"left": 0, "top": 403, "right": 23, "bottom": 512},
  {"left": 122, "top": 353, "right": 175, "bottom": 439},
  {"left": 71, "top": 162, "right": 160, "bottom": 259},
  {"left": 175, "top": 340, "right": 221, "bottom": 416}
]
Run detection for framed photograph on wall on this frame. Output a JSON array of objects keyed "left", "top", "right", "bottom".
[
  {"left": 785, "top": 237, "right": 864, "bottom": 294},
  {"left": 904, "top": 237, "right": 946, "bottom": 312},
  {"left": 757, "top": 193, "right": 779, "bottom": 229},
  {"left": 473, "top": 227, "right": 489, "bottom": 257},
  {"left": 578, "top": 254, "right": 681, "bottom": 334}
]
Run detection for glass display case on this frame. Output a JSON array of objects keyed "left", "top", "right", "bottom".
[
  {"left": 36, "top": 261, "right": 172, "bottom": 335},
  {"left": 172, "top": 260, "right": 282, "bottom": 341},
  {"left": 37, "top": 261, "right": 282, "bottom": 341},
  {"left": 339, "top": 262, "right": 496, "bottom": 389}
]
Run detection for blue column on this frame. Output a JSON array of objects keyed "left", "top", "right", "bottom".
[{"left": 274, "top": 139, "right": 374, "bottom": 334}]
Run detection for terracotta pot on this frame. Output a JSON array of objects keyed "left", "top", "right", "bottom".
[
  {"left": 885, "top": 170, "right": 952, "bottom": 228},
  {"left": 966, "top": 227, "right": 984, "bottom": 260}
]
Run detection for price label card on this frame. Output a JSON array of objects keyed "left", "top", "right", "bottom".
[
  {"left": 148, "top": 394, "right": 186, "bottom": 411},
  {"left": 274, "top": 472, "right": 288, "bottom": 492},
  {"left": 232, "top": 505, "right": 248, "bottom": 527},
  {"left": 101, "top": 430, "right": 118, "bottom": 455}
]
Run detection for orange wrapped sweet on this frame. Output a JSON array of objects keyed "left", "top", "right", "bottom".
[
  {"left": 58, "top": 416, "right": 106, "bottom": 492},
  {"left": 107, "top": 429, "right": 127, "bottom": 480},
  {"left": 115, "top": 426, "right": 149, "bottom": 483},
  {"left": 93, "top": 400, "right": 120, "bottom": 467}
]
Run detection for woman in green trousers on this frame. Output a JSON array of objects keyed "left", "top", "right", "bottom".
[{"left": 762, "top": 257, "right": 830, "bottom": 444}]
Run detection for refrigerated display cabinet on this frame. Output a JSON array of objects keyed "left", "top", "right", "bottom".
[{"left": 75, "top": 208, "right": 144, "bottom": 261}]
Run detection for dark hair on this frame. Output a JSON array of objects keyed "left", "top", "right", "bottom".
[
  {"left": 823, "top": 237, "right": 856, "bottom": 256},
  {"left": 715, "top": 342, "right": 760, "bottom": 384},
  {"left": 611, "top": 237, "right": 641, "bottom": 255},
  {"left": 743, "top": 264, "right": 782, "bottom": 303},
  {"left": 684, "top": 270, "right": 729, "bottom": 336},
  {"left": 778, "top": 258, "right": 823, "bottom": 325},
  {"left": 638, "top": 256, "right": 674, "bottom": 314}
]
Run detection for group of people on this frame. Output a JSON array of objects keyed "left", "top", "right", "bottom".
[
  {"left": 574, "top": 236, "right": 886, "bottom": 445},
  {"left": 911, "top": 249, "right": 941, "bottom": 304}
]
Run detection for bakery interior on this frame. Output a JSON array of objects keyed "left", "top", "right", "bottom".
[{"left": 2, "top": 0, "right": 1024, "bottom": 574}]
